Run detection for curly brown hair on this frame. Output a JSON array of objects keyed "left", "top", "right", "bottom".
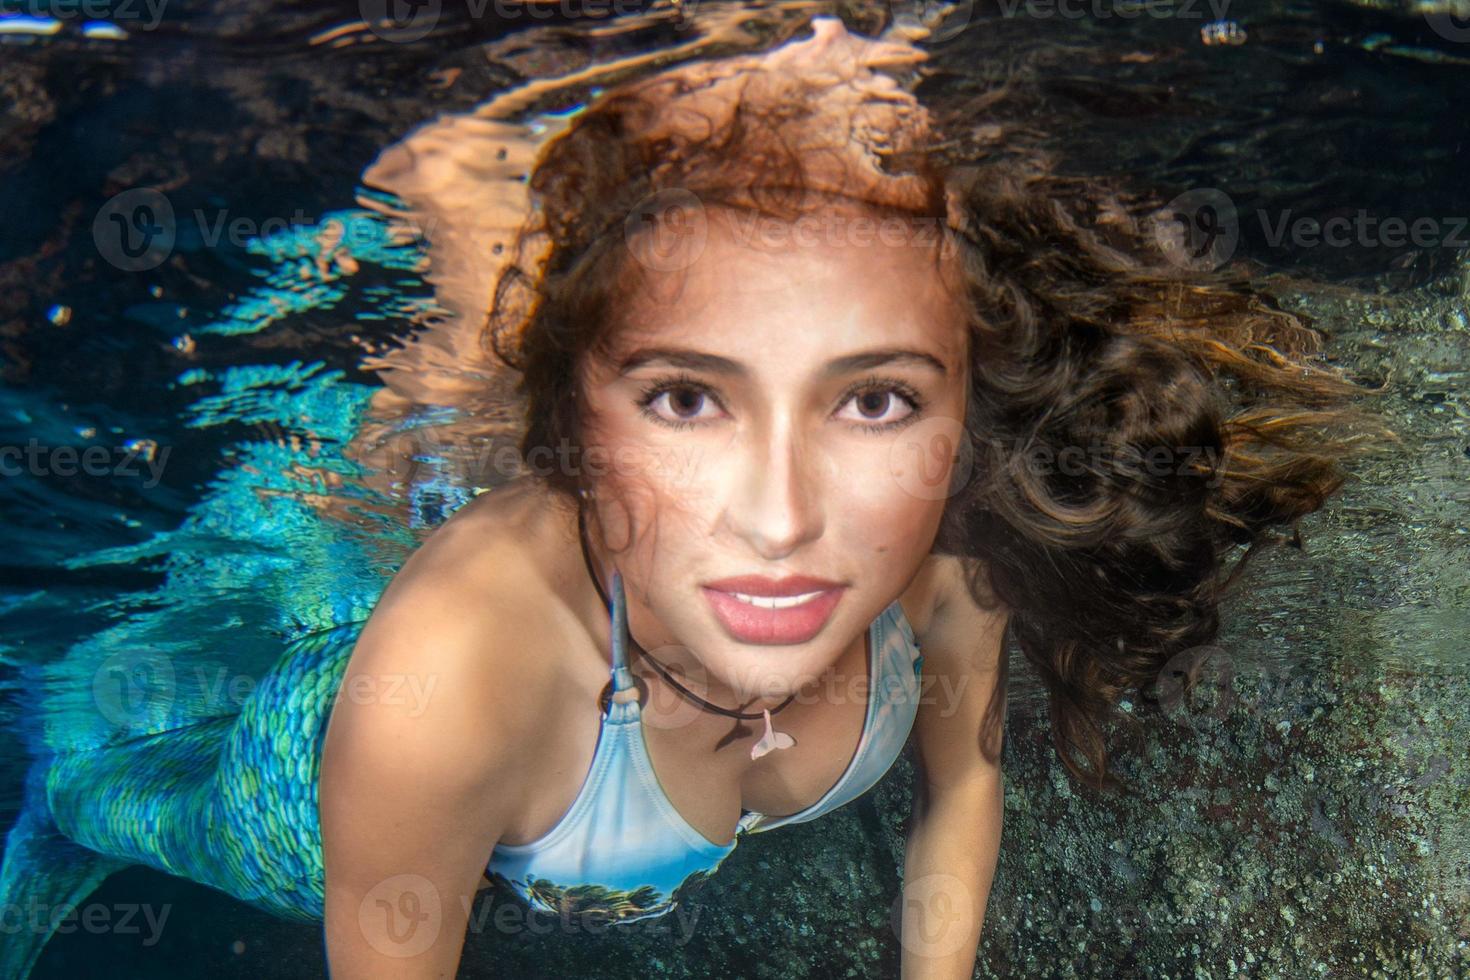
[
  {"left": 376, "top": 28, "right": 1397, "bottom": 793},
  {"left": 924, "top": 155, "right": 1397, "bottom": 792}
]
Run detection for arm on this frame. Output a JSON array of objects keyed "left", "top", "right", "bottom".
[
  {"left": 320, "top": 545, "right": 543, "bottom": 978},
  {"left": 900, "top": 557, "right": 1009, "bottom": 980}
]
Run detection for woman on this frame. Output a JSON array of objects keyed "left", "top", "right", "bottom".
[
  {"left": 322, "top": 11, "right": 1386, "bottom": 973},
  {"left": 324, "top": 19, "right": 1011, "bottom": 976},
  {"left": 0, "top": 14, "right": 1387, "bottom": 980}
]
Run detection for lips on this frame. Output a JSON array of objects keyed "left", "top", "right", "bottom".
[
  {"left": 702, "top": 574, "right": 844, "bottom": 597},
  {"left": 701, "top": 574, "right": 847, "bottom": 645}
]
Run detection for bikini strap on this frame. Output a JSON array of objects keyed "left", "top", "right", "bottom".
[
  {"left": 579, "top": 505, "right": 638, "bottom": 697},
  {"left": 609, "top": 570, "right": 637, "bottom": 693}
]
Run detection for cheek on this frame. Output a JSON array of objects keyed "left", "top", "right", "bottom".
[
  {"left": 875, "top": 400, "right": 970, "bottom": 507},
  {"left": 845, "top": 478, "right": 945, "bottom": 556},
  {"left": 585, "top": 396, "right": 713, "bottom": 485},
  {"left": 582, "top": 424, "right": 724, "bottom": 565},
  {"left": 583, "top": 406, "right": 677, "bottom": 495},
  {"left": 585, "top": 407, "right": 733, "bottom": 510},
  {"left": 828, "top": 437, "right": 948, "bottom": 553}
]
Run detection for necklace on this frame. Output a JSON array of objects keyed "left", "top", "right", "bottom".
[{"left": 576, "top": 504, "right": 798, "bottom": 757}]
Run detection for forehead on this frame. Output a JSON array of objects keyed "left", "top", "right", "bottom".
[{"left": 603, "top": 205, "right": 968, "bottom": 368}]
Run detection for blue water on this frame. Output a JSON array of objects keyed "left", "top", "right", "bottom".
[{"left": 2, "top": 0, "right": 1468, "bottom": 976}]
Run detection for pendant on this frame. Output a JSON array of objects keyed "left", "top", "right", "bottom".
[{"left": 750, "top": 707, "right": 797, "bottom": 761}]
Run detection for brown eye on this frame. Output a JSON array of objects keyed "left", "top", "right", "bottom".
[
  {"left": 856, "top": 391, "right": 891, "bottom": 419},
  {"left": 667, "top": 387, "right": 706, "bottom": 418},
  {"left": 835, "top": 382, "right": 922, "bottom": 430},
  {"left": 637, "top": 376, "right": 728, "bottom": 429}
]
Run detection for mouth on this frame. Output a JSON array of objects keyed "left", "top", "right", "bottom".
[{"left": 700, "top": 575, "right": 847, "bottom": 645}]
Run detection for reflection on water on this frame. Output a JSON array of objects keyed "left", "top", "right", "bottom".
[{"left": 0, "top": 0, "right": 1466, "bottom": 975}]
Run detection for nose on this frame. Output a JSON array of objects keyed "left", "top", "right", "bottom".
[{"left": 720, "top": 416, "right": 825, "bottom": 560}]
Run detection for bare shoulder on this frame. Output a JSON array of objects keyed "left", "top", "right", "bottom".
[
  {"left": 367, "top": 481, "right": 564, "bottom": 639},
  {"left": 903, "top": 553, "right": 1010, "bottom": 661},
  {"left": 319, "top": 482, "right": 592, "bottom": 936},
  {"left": 332, "top": 479, "right": 583, "bottom": 795}
]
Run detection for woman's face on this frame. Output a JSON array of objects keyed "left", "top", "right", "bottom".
[{"left": 578, "top": 205, "right": 969, "bottom": 706}]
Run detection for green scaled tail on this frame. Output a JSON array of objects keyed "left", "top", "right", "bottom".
[
  {"left": 0, "top": 622, "right": 364, "bottom": 977},
  {"left": 0, "top": 770, "right": 130, "bottom": 980}
]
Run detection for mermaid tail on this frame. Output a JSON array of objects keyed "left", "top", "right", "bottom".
[
  {"left": 47, "top": 622, "right": 364, "bottom": 920},
  {"left": 0, "top": 185, "right": 522, "bottom": 972},
  {"left": 0, "top": 357, "right": 404, "bottom": 976},
  {"left": 0, "top": 621, "right": 363, "bottom": 978},
  {"left": 0, "top": 767, "right": 130, "bottom": 980}
]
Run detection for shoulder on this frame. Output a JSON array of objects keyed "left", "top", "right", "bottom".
[
  {"left": 379, "top": 475, "right": 586, "bottom": 633},
  {"left": 331, "top": 478, "right": 584, "bottom": 798},
  {"left": 907, "top": 554, "right": 1011, "bottom": 782},
  {"left": 902, "top": 553, "right": 1010, "bottom": 668}
]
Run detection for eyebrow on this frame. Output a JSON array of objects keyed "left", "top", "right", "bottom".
[{"left": 616, "top": 346, "right": 949, "bottom": 378}]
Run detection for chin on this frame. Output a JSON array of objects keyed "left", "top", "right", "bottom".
[{"left": 714, "top": 634, "right": 849, "bottom": 693}]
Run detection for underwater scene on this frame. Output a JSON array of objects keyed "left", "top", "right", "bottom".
[{"left": 0, "top": 0, "right": 1467, "bottom": 976}]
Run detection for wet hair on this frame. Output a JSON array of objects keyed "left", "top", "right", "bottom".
[{"left": 482, "top": 63, "right": 1395, "bottom": 793}]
